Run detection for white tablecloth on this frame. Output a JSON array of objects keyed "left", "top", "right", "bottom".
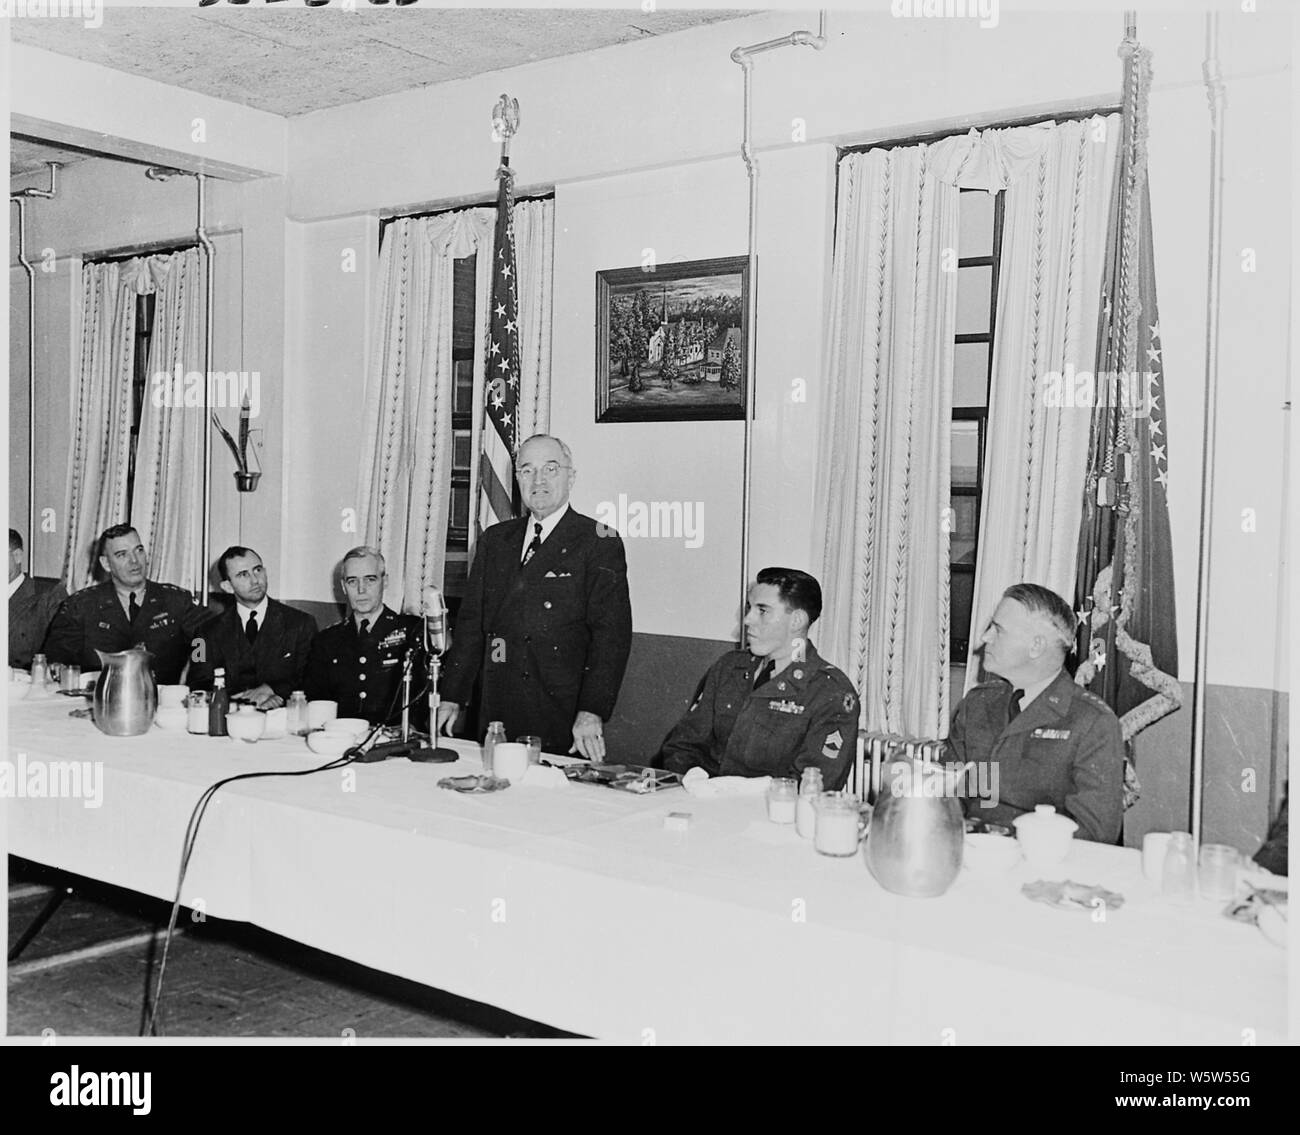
[{"left": 4, "top": 695, "right": 1288, "bottom": 1044}]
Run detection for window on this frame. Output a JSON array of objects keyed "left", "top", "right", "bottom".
[
  {"left": 950, "top": 188, "right": 1005, "bottom": 662},
  {"left": 444, "top": 256, "right": 476, "bottom": 599}
]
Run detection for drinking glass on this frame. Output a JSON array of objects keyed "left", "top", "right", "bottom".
[
  {"left": 518, "top": 735, "right": 543, "bottom": 765},
  {"left": 766, "top": 778, "right": 797, "bottom": 824},
  {"left": 61, "top": 664, "right": 82, "bottom": 693},
  {"left": 1161, "top": 831, "right": 1196, "bottom": 900},
  {"left": 1198, "top": 844, "right": 1239, "bottom": 902}
]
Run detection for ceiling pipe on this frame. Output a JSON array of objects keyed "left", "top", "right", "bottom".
[
  {"left": 10, "top": 162, "right": 61, "bottom": 574},
  {"left": 729, "top": 13, "right": 827, "bottom": 632},
  {"left": 1189, "top": 11, "right": 1227, "bottom": 852},
  {"left": 142, "top": 165, "right": 216, "bottom": 603}
]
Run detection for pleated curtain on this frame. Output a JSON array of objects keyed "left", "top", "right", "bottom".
[
  {"left": 132, "top": 248, "right": 207, "bottom": 593},
  {"left": 817, "top": 145, "right": 959, "bottom": 740},
  {"left": 818, "top": 116, "right": 1120, "bottom": 736},
  {"left": 958, "top": 116, "right": 1120, "bottom": 686},
  {"left": 61, "top": 260, "right": 145, "bottom": 592},
  {"left": 358, "top": 199, "right": 553, "bottom": 614}
]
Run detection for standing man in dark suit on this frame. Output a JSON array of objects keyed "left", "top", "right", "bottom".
[
  {"left": 303, "top": 547, "right": 425, "bottom": 726},
  {"left": 437, "top": 434, "right": 632, "bottom": 760},
  {"left": 189, "top": 546, "right": 317, "bottom": 709},
  {"left": 9, "top": 528, "right": 67, "bottom": 669},
  {"left": 42, "top": 524, "right": 213, "bottom": 684}
]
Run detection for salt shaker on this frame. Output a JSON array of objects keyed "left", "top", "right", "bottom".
[{"left": 796, "top": 767, "right": 824, "bottom": 839}]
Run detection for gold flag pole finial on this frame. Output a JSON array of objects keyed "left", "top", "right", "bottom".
[{"left": 492, "top": 94, "right": 521, "bottom": 174}]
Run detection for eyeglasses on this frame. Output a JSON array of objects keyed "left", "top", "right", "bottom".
[{"left": 516, "top": 462, "right": 570, "bottom": 481}]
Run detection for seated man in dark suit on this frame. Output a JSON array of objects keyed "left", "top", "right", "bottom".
[
  {"left": 946, "top": 583, "right": 1124, "bottom": 843},
  {"left": 189, "top": 546, "right": 317, "bottom": 709},
  {"left": 9, "top": 528, "right": 67, "bottom": 669}
]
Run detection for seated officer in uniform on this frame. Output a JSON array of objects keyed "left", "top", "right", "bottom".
[
  {"left": 946, "top": 582, "right": 1124, "bottom": 844},
  {"left": 303, "top": 546, "right": 425, "bottom": 727},
  {"left": 659, "top": 567, "right": 859, "bottom": 790},
  {"left": 189, "top": 546, "right": 317, "bottom": 710},
  {"left": 42, "top": 524, "right": 214, "bottom": 684}
]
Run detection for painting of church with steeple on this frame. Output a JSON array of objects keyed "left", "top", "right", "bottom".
[{"left": 595, "top": 255, "right": 749, "bottom": 422}]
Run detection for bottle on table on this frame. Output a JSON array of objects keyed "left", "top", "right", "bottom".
[
  {"left": 483, "top": 720, "right": 506, "bottom": 777},
  {"left": 286, "top": 690, "right": 308, "bottom": 736},
  {"left": 30, "top": 653, "right": 51, "bottom": 688},
  {"left": 796, "top": 767, "right": 824, "bottom": 839},
  {"left": 209, "top": 668, "right": 230, "bottom": 737},
  {"left": 1161, "top": 831, "right": 1196, "bottom": 899}
]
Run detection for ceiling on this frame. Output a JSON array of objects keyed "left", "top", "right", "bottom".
[
  {"left": 10, "top": 136, "right": 100, "bottom": 179},
  {"left": 9, "top": 6, "right": 753, "bottom": 121}
]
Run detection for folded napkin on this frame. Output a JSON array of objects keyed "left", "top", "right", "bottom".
[
  {"left": 682, "top": 767, "right": 771, "bottom": 799},
  {"left": 520, "top": 764, "right": 569, "bottom": 790}
]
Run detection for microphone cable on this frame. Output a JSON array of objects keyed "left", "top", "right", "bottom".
[{"left": 143, "top": 665, "right": 430, "bottom": 1036}]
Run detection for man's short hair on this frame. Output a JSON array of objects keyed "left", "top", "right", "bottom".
[
  {"left": 9, "top": 529, "right": 22, "bottom": 553},
  {"left": 217, "top": 546, "right": 259, "bottom": 582},
  {"left": 516, "top": 433, "right": 573, "bottom": 467},
  {"left": 1002, "top": 583, "right": 1076, "bottom": 652},
  {"left": 340, "top": 546, "right": 385, "bottom": 576},
  {"left": 756, "top": 567, "right": 823, "bottom": 626},
  {"left": 97, "top": 524, "right": 140, "bottom": 561}
]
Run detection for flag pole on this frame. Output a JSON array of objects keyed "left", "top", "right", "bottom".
[{"left": 1189, "top": 12, "right": 1227, "bottom": 850}]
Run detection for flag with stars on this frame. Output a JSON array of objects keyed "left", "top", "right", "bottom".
[
  {"left": 479, "top": 160, "right": 522, "bottom": 536},
  {"left": 1074, "top": 50, "right": 1181, "bottom": 811}
]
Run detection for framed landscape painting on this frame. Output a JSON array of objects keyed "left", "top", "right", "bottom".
[{"left": 595, "top": 255, "right": 749, "bottom": 423}]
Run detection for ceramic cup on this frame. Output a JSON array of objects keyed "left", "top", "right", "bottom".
[
  {"left": 493, "top": 742, "right": 529, "bottom": 783},
  {"left": 1142, "top": 832, "right": 1172, "bottom": 883},
  {"left": 1013, "top": 805, "right": 1078, "bottom": 874},
  {"left": 306, "top": 700, "right": 338, "bottom": 730}
]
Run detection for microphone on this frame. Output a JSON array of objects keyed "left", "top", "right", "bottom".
[{"left": 422, "top": 585, "right": 448, "bottom": 656}]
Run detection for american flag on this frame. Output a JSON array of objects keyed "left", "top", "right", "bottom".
[
  {"left": 1074, "top": 39, "right": 1180, "bottom": 810},
  {"left": 479, "top": 160, "right": 521, "bottom": 535}
]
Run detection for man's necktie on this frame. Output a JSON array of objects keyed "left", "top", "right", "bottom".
[
  {"left": 127, "top": 591, "right": 139, "bottom": 624},
  {"left": 522, "top": 521, "right": 543, "bottom": 566},
  {"left": 246, "top": 611, "right": 259, "bottom": 644},
  {"left": 358, "top": 619, "right": 370, "bottom": 637},
  {"left": 753, "top": 659, "right": 775, "bottom": 689},
  {"left": 1007, "top": 688, "right": 1024, "bottom": 726}
]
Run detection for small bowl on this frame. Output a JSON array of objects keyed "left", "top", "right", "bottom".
[
  {"left": 226, "top": 709, "right": 266, "bottom": 743},
  {"left": 157, "top": 684, "right": 189, "bottom": 709},
  {"left": 324, "top": 717, "right": 370, "bottom": 738},
  {"left": 1014, "top": 805, "right": 1078, "bottom": 871},
  {"left": 154, "top": 706, "right": 189, "bottom": 732},
  {"left": 964, "top": 832, "right": 1022, "bottom": 874},
  {"left": 262, "top": 707, "right": 288, "bottom": 739},
  {"left": 306, "top": 730, "right": 356, "bottom": 757}
]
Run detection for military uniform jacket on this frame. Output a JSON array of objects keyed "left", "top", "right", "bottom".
[
  {"left": 945, "top": 670, "right": 1124, "bottom": 844},
  {"left": 9, "top": 576, "right": 67, "bottom": 669},
  {"left": 440, "top": 508, "right": 633, "bottom": 754},
  {"left": 303, "top": 606, "right": 426, "bottom": 727},
  {"left": 659, "top": 644, "right": 860, "bottom": 790},
  {"left": 189, "top": 599, "right": 317, "bottom": 700},
  {"left": 41, "top": 580, "right": 214, "bottom": 684}
]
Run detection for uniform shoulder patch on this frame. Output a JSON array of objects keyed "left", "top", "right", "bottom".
[{"left": 842, "top": 692, "right": 857, "bottom": 714}]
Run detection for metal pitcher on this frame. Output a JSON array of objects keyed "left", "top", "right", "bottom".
[
  {"left": 864, "top": 752, "right": 965, "bottom": 898},
  {"left": 92, "top": 647, "right": 157, "bottom": 737}
]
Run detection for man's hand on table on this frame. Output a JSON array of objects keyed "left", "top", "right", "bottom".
[
  {"left": 569, "top": 710, "right": 606, "bottom": 761},
  {"left": 234, "top": 684, "right": 283, "bottom": 710},
  {"left": 436, "top": 701, "right": 460, "bottom": 737}
]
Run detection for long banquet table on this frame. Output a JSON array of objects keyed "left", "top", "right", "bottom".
[{"left": 4, "top": 693, "right": 1288, "bottom": 1044}]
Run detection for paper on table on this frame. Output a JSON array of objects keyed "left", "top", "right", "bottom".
[
  {"left": 519, "top": 765, "right": 569, "bottom": 789},
  {"left": 682, "top": 767, "right": 771, "bottom": 798}
]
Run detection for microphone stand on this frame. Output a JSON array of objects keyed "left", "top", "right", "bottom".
[
  {"left": 408, "top": 647, "right": 457, "bottom": 764},
  {"left": 356, "top": 642, "right": 456, "bottom": 764}
]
